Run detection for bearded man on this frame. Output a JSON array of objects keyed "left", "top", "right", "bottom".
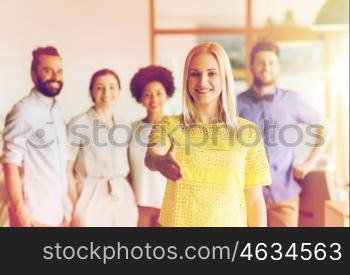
[
  {"left": 237, "top": 40, "right": 331, "bottom": 227},
  {"left": 2, "top": 46, "right": 71, "bottom": 227}
]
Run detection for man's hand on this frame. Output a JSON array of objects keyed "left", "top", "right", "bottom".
[
  {"left": 15, "top": 206, "right": 52, "bottom": 227},
  {"left": 14, "top": 206, "right": 33, "bottom": 227},
  {"left": 293, "top": 160, "right": 314, "bottom": 180}
]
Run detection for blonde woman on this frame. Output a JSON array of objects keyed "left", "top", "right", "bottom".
[
  {"left": 145, "top": 43, "right": 271, "bottom": 227},
  {"left": 67, "top": 69, "right": 138, "bottom": 227}
]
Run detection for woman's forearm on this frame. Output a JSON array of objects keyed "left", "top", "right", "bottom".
[
  {"left": 245, "top": 187, "right": 267, "bottom": 227},
  {"left": 247, "top": 200, "right": 267, "bottom": 227},
  {"left": 145, "top": 150, "right": 163, "bottom": 172}
]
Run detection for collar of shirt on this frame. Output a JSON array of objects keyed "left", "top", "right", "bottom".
[
  {"left": 30, "top": 88, "right": 57, "bottom": 109},
  {"left": 87, "top": 106, "right": 117, "bottom": 129},
  {"left": 247, "top": 86, "right": 279, "bottom": 102}
]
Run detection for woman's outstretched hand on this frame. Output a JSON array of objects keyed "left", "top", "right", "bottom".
[{"left": 157, "top": 139, "right": 183, "bottom": 182}]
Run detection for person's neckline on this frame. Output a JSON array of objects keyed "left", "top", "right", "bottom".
[
  {"left": 31, "top": 88, "right": 57, "bottom": 108},
  {"left": 140, "top": 119, "right": 153, "bottom": 125},
  {"left": 88, "top": 106, "right": 116, "bottom": 128},
  {"left": 191, "top": 117, "right": 225, "bottom": 125},
  {"left": 195, "top": 120, "right": 225, "bottom": 125},
  {"left": 141, "top": 116, "right": 164, "bottom": 125},
  {"left": 251, "top": 85, "right": 277, "bottom": 96}
]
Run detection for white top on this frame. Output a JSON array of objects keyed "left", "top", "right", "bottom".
[
  {"left": 67, "top": 107, "right": 131, "bottom": 181},
  {"left": 66, "top": 108, "right": 138, "bottom": 227},
  {"left": 1, "top": 89, "right": 69, "bottom": 226},
  {"left": 128, "top": 119, "right": 166, "bottom": 208}
]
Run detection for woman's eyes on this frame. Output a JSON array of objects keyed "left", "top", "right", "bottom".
[
  {"left": 190, "top": 72, "right": 200, "bottom": 77},
  {"left": 143, "top": 92, "right": 163, "bottom": 97},
  {"left": 94, "top": 85, "right": 117, "bottom": 90},
  {"left": 190, "top": 71, "right": 217, "bottom": 77}
]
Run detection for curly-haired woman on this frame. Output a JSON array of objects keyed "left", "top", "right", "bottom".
[{"left": 128, "top": 65, "right": 175, "bottom": 227}]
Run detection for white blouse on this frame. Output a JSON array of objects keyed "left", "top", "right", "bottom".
[
  {"left": 67, "top": 107, "right": 131, "bottom": 181},
  {"left": 128, "top": 120, "right": 166, "bottom": 208}
]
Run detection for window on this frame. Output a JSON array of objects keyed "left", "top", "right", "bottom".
[{"left": 150, "top": 0, "right": 349, "bottom": 183}]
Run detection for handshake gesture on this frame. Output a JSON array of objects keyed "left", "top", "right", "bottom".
[{"left": 146, "top": 139, "right": 183, "bottom": 182}]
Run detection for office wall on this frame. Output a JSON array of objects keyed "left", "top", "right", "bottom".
[{"left": 0, "top": 0, "right": 150, "bottom": 125}]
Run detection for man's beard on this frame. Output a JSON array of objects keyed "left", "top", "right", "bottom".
[
  {"left": 36, "top": 77, "right": 63, "bottom": 97},
  {"left": 253, "top": 75, "right": 277, "bottom": 88}
]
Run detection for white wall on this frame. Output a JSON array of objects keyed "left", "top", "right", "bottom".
[{"left": 0, "top": 0, "right": 150, "bottom": 126}]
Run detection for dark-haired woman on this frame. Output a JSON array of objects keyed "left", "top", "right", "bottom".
[
  {"left": 128, "top": 65, "right": 175, "bottom": 227},
  {"left": 67, "top": 69, "right": 138, "bottom": 227}
]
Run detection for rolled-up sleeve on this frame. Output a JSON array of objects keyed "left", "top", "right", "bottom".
[
  {"left": 1, "top": 105, "right": 32, "bottom": 166},
  {"left": 295, "top": 93, "right": 322, "bottom": 125}
]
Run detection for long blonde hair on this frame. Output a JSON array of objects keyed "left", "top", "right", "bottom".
[{"left": 182, "top": 42, "right": 238, "bottom": 130}]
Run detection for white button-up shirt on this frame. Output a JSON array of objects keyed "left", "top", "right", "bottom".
[{"left": 1, "top": 89, "right": 69, "bottom": 226}]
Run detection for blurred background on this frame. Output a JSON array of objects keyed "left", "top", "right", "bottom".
[{"left": 0, "top": 0, "right": 349, "bottom": 226}]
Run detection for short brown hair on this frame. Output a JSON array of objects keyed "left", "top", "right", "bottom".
[
  {"left": 250, "top": 40, "right": 280, "bottom": 65},
  {"left": 31, "top": 46, "right": 60, "bottom": 72}
]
